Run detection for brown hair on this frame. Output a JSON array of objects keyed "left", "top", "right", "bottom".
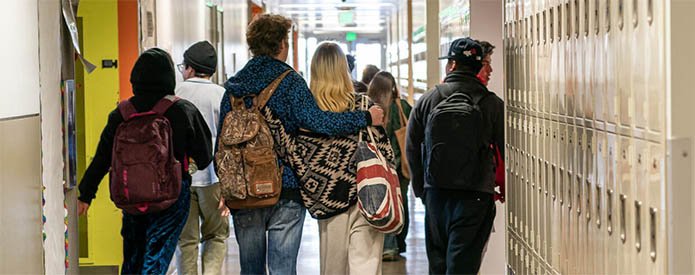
[
  {"left": 367, "top": 71, "right": 398, "bottom": 127},
  {"left": 361, "top": 65, "right": 380, "bottom": 84},
  {"left": 247, "top": 14, "right": 292, "bottom": 57}
]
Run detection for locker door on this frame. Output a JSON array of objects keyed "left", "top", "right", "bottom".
[
  {"left": 604, "top": 0, "right": 618, "bottom": 127},
  {"left": 646, "top": 0, "right": 665, "bottom": 136},
  {"left": 605, "top": 132, "right": 618, "bottom": 274},
  {"left": 618, "top": 136, "right": 634, "bottom": 274},
  {"left": 617, "top": 0, "right": 633, "bottom": 133},
  {"left": 631, "top": 0, "right": 648, "bottom": 132},
  {"left": 634, "top": 139, "right": 650, "bottom": 274},
  {"left": 647, "top": 143, "right": 666, "bottom": 274},
  {"left": 550, "top": 120, "right": 560, "bottom": 270},
  {"left": 594, "top": 131, "right": 606, "bottom": 275}
]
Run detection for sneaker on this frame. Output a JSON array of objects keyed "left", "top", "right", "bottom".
[{"left": 382, "top": 249, "right": 399, "bottom": 261}]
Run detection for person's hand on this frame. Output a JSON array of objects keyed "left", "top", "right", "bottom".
[
  {"left": 369, "top": 106, "right": 384, "bottom": 126},
  {"left": 218, "top": 197, "right": 230, "bottom": 217},
  {"left": 78, "top": 200, "right": 90, "bottom": 216}
]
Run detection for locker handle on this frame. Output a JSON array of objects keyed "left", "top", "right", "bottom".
[
  {"left": 576, "top": 175, "right": 582, "bottom": 215},
  {"left": 635, "top": 200, "right": 642, "bottom": 252},
  {"left": 607, "top": 189, "right": 613, "bottom": 234},
  {"left": 596, "top": 185, "right": 601, "bottom": 228},
  {"left": 618, "top": 0, "right": 624, "bottom": 30},
  {"left": 605, "top": 0, "right": 611, "bottom": 32},
  {"left": 650, "top": 207, "right": 657, "bottom": 261},
  {"left": 647, "top": 0, "right": 653, "bottom": 25},
  {"left": 620, "top": 194, "right": 627, "bottom": 243},
  {"left": 594, "top": 0, "right": 600, "bottom": 35},
  {"left": 632, "top": 0, "right": 639, "bottom": 27},
  {"left": 586, "top": 180, "right": 592, "bottom": 221}
]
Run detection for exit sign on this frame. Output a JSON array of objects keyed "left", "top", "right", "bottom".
[
  {"left": 346, "top": 32, "right": 356, "bottom": 41},
  {"left": 339, "top": 12, "right": 354, "bottom": 24}
]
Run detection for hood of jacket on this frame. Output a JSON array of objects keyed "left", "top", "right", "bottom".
[{"left": 131, "top": 48, "right": 176, "bottom": 99}]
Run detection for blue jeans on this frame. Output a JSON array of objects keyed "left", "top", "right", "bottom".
[
  {"left": 232, "top": 199, "right": 306, "bottom": 275},
  {"left": 121, "top": 179, "right": 191, "bottom": 275}
]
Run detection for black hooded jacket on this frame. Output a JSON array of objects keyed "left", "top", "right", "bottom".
[
  {"left": 406, "top": 70, "right": 504, "bottom": 197},
  {"left": 78, "top": 48, "right": 213, "bottom": 204}
]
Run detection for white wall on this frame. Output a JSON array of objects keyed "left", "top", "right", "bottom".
[
  {"left": 156, "top": 0, "right": 249, "bottom": 83},
  {"left": 39, "top": 0, "right": 67, "bottom": 273},
  {"left": 471, "top": 0, "right": 504, "bottom": 99},
  {"left": 0, "top": 1, "right": 40, "bottom": 119}
]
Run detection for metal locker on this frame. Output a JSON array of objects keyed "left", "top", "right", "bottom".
[
  {"left": 633, "top": 139, "right": 650, "bottom": 274},
  {"left": 631, "top": 0, "right": 648, "bottom": 131},
  {"left": 592, "top": 0, "right": 605, "bottom": 125},
  {"left": 646, "top": 0, "right": 664, "bottom": 135},
  {"left": 604, "top": 0, "right": 618, "bottom": 127},
  {"left": 550, "top": 4, "right": 559, "bottom": 116},
  {"left": 617, "top": 0, "right": 634, "bottom": 133},
  {"left": 550, "top": 120, "right": 560, "bottom": 270},
  {"left": 617, "top": 136, "right": 634, "bottom": 275},
  {"left": 605, "top": 132, "right": 619, "bottom": 275},
  {"left": 519, "top": 113, "right": 530, "bottom": 243},
  {"left": 557, "top": 2, "right": 567, "bottom": 117},
  {"left": 569, "top": 0, "right": 586, "bottom": 119},
  {"left": 587, "top": 129, "right": 603, "bottom": 275},
  {"left": 566, "top": 124, "right": 577, "bottom": 274},
  {"left": 647, "top": 143, "right": 665, "bottom": 274}
]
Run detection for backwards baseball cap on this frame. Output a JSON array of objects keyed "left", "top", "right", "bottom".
[{"left": 438, "top": 37, "right": 483, "bottom": 70}]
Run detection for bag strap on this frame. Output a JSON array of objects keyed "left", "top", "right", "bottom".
[
  {"left": 229, "top": 70, "right": 292, "bottom": 111},
  {"left": 152, "top": 95, "right": 180, "bottom": 116},
  {"left": 395, "top": 98, "right": 408, "bottom": 128},
  {"left": 254, "top": 70, "right": 293, "bottom": 110},
  {"left": 118, "top": 100, "right": 138, "bottom": 121}
]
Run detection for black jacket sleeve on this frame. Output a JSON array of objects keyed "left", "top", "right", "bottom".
[
  {"left": 406, "top": 95, "right": 428, "bottom": 198},
  {"left": 185, "top": 104, "right": 213, "bottom": 171},
  {"left": 78, "top": 109, "right": 122, "bottom": 204}
]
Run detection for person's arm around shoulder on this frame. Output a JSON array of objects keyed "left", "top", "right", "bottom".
[{"left": 279, "top": 72, "right": 384, "bottom": 136}]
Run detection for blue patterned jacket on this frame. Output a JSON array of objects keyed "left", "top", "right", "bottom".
[{"left": 218, "top": 56, "right": 371, "bottom": 201}]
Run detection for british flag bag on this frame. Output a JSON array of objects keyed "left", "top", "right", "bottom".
[{"left": 354, "top": 96, "right": 404, "bottom": 234}]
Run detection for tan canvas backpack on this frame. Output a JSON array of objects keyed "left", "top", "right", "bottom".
[{"left": 216, "top": 70, "right": 290, "bottom": 209}]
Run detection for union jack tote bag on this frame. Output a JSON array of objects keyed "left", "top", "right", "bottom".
[{"left": 354, "top": 97, "right": 404, "bottom": 234}]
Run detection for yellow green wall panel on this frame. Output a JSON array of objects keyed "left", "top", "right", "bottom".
[{"left": 76, "top": 0, "right": 122, "bottom": 270}]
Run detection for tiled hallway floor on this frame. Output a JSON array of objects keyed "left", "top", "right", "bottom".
[{"left": 168, "top": 190, "right": 429, "bottom": 274}]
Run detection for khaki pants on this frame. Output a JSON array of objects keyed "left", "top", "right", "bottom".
[
  {"left": 318, "top": 204, "right": 384, "bottom": 275},
  {"left": 176, "top": 184, "right": 230, "bottom": 275}
]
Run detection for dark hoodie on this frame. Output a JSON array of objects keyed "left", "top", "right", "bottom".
[
  {"left": 78, "top": 48, "right": 213, "bottom": 204},
  {"left": 219, "top": 56, "right": 371, "bottom": 202}
]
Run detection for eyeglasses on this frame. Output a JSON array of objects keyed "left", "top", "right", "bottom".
[{"left": 177, "top": 64, "right": 186, "bottom": 73}]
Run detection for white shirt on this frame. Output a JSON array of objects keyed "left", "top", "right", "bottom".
[{"left": 175, "top": 78, "right": 225, "bottom": 187}]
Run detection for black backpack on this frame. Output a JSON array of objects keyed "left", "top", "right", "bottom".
[{"left": 423, "top": 84, "right": 493, "bottom": 190}]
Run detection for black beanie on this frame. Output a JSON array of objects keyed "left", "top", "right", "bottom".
[
  {"left": 183, "top": 41, "right": 217, "bottom": 75},
  {"left": 130, "top": 48, "right": 176, "bottom": 95}
]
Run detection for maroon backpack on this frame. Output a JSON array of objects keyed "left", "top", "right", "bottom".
[{"left": 109, "top": 95, "right": 182, "bottom": 215}]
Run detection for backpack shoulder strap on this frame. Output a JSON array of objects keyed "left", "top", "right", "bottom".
[
  {"left": 254, "top": 70, "right": 293, "bottom": 109},
  {"left": 473, "top": 91, "right": 494, "bottom": 106},
  {"left": 152, "top": 95, "right": 181, "bottom": 116},
  {"left": 118, "top": 99, "right": 138, "bottom": 121}
]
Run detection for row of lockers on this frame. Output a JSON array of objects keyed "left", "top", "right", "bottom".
[
  {"left": 504, "top": 0, "right": 668, "bottom": 274},
  {"left": 505, "top": 110, "right": 667, "bottom": 274},
  {"left": 502, "top": 0, "right": 666, "bottom": 141}
]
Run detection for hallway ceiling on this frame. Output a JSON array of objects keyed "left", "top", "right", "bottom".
[{"left": 266, "top": 0, "right": 399, "bottom": 35}]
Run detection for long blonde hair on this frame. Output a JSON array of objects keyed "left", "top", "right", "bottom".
[{"left": 310, "top": 42, "right": 355, "bottom": 112}]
